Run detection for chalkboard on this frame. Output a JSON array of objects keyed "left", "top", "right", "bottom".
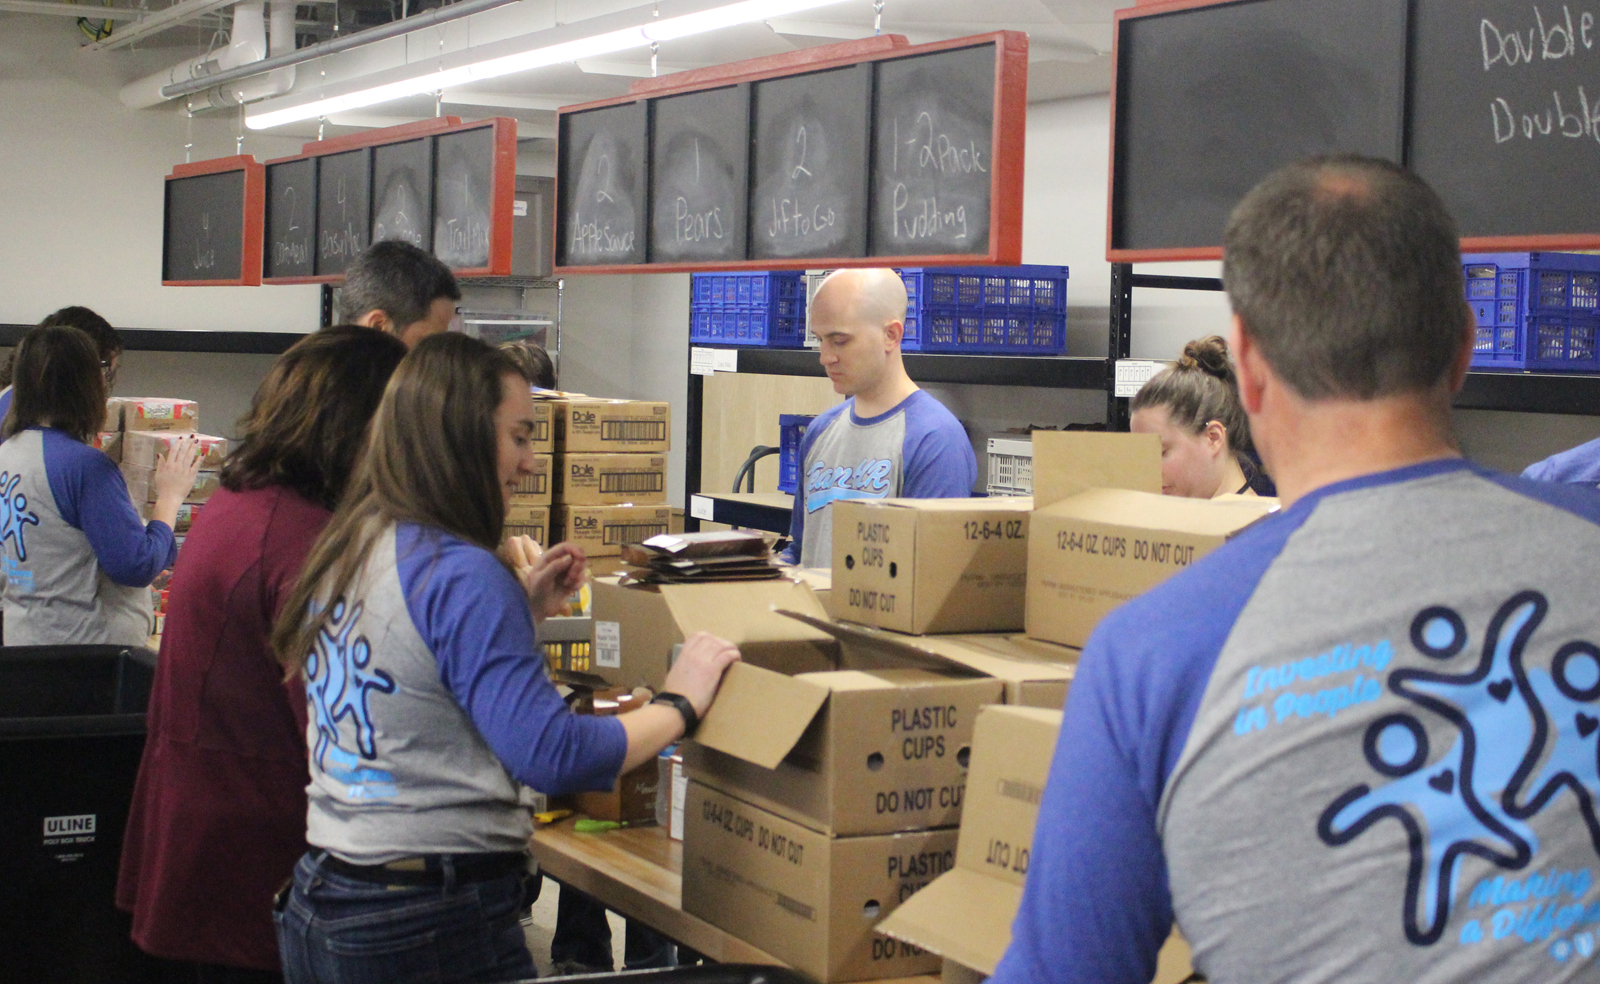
[
  {"left": 559, "top": 102, "right": 648, "bottom": 266},
  {"left": 649, "top": 84, "right": 750, "bottom": 264},
  {"left": 433, "top": 128, "right": 493, "bottom": 268},
  {"left": 1112, "top": 0, "right": 1406, "bottom": 252},
  {"left": 372, "top": 138, "right": 432, "bottom": 250},
  {"left": 870, "top": 43, "right": 996, "bottom": 256},
  {"left": 163, "top": 170, "right": 245, "bottom": 282},
  {"left": 316, "top": 148, "right": 371, "bottom": 276},
  {"left": 1410, "top": 0, "right": 1600, "bottom": 240},
  {"left": 265, "top": 157, "right": 316, "bottom": 278},
  {"left": 749, "top": 64, "right": 872, "bottom": 261}
]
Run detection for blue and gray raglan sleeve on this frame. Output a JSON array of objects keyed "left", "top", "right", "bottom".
[
  {"left": 43, "top": 430, "right": 175, "bottom": 587},
  {"left": 900, "top": 392, "right": 976, "bottom": 499},
  {"left": 398, "top": 528, "right": 627, "bottom": 794},
  {"left": 990, "top": 511, "right": 1301, "bottom": 984}
]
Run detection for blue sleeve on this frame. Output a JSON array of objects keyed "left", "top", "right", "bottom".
[
  {"left": 396, "top": 526, "right": 627, "bottom": 795},
  {"left": 1483, "top": 462, "right": 1600, "bottom": 523},
  {"left": 1520, "top": 437, "right": 1600, "bottom": 485},
  {"left": 900, "top": 393, "right": 977, "bottom": 498},
  {"left": 43, "top": 430, "right": 175, "bottom": 587},
  {"left": 991, "top": 506, "right": 1305, "bottom": 984}
]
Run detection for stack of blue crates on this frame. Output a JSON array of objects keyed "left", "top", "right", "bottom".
[
  {"left": 897, "top": 265, "right": 1069, "bottom": 355},
  {"left": 690, "top": 272, "right": 808, "bottom": 348},
  {"left": 777, "top": 414, "right": 815, "bottom": 495},
  {"left": 1464, "top": 252, "right": 1600, "bottom": 372}
]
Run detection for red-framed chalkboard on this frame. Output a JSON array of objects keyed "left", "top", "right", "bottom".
[
  {"left": 1108, "top": 0, "right": 1600, "bottom": 262},
  {"left": 261, "top": 116, "right": 518, "bottom": 284},
  {"left": 162, "top": 155, "right": 265, "bottom": 286},
  {"left": 554, "top": 31, "right": 1029, "bottom": 274}
]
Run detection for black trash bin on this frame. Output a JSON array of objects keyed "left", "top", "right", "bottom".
[{"left": 0, "top": 645, "right": 157, "bottom": 984}]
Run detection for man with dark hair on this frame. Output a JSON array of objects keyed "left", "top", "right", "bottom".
[
  {"left": 992, "top": 156, "right": 1600, "bottom": 984},
  {"left": 0, "top": 306, "right": 124, "bottom": 420},
  {"left": 337, "top": 240, "right": 462, "bottom": 348}
]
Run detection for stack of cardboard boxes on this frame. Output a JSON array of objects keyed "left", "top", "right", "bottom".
[
  {"left": 505, "top": 398, "right": 556, "bottom": 547},
  {"left": 543, "top": 396, "right": 679, "bottom": 557},
  {"left": 103, "top": 398, "right": 226, "bottom": 547}
]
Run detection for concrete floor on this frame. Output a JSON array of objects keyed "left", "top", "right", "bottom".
[{"left": 523, "top": 876, "right": 628, "bottom": 976}]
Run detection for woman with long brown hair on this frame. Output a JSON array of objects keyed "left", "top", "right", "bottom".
[
  {"left": 118, "top": 326, "right": 409, "bottom": 983},
  {"left": 0, "top": 324, "right": 200, "bottom": 645},
  {"left": 270, "top": 332, "right": 739, "bottom": 984}
]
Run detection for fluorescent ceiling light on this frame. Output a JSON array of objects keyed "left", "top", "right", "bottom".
[{"left": 247, "top": 0, "right": 850, "bottom": 130}]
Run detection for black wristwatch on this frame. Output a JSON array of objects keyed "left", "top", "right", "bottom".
[{"left": 651, "top": 691, "right": 700, "bottom": 739}]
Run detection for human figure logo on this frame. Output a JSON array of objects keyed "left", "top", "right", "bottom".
[
  {"left": 1319, "top": 591, "right": 1600, "bottom": 960},
  {"left": 306, "top": 598, "right": 398, "bottom": 799},
  {"left": 0, "top": 472, "right": 40, "bottom": 561}
]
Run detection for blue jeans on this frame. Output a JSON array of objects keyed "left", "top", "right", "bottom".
[{"left": 274, "top": 852, "right": 536, "bottom": 984}]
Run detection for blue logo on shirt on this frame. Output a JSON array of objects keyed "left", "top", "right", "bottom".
[
  {"left": 805, "top": 457, "right": 894, "bottom": 513},
  {"left": 0, "top": 472, "right": 40, "bottom": 561},
  {"left": 306, "top": 598, "right": 398, "bottom": 800},
  {"left": 1318, "top": 591, "right": 1600, "bottom": 955}
]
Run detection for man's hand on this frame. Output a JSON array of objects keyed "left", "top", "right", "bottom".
[{"left": 661, "top": 631, "right": 742, "bottom": 717}]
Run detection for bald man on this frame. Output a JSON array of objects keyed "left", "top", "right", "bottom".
[{"left": 783, "top": 268, "right": 977, "bottom": 569}]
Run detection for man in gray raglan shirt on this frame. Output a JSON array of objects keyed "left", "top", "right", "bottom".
[
  {"left": 782, "top": 268, "right": 976, "bottom": 569},
  {"left": 992, "top": 156, "right": 1600, "bottom": 984}
]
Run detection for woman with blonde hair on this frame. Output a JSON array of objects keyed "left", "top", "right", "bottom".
[{"left": 1130, "top": 335, "right": 1274, "bottom": 498}]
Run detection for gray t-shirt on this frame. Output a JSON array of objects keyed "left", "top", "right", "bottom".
[
  {"left": 993, "top": 460, "right": 1600, "bottom": 984},
  {"left": 786, "top": 390, "right": 976, "bottom": 569}
]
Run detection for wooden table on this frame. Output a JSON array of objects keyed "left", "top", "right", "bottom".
[{"left": 530, "top": 816, "right": 936, "bottom": 984}]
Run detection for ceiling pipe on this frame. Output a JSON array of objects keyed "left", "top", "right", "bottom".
[
  {"left": 158, "top": 0, "right": 518, "bottom": 101},
  {"left": 120, "top": 1, "right": 267, "bottom": 109},
  {"left": 188, "top": 0, "right": 297, "bottom": 110}
]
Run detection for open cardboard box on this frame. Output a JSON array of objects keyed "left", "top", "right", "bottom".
[
  {"left": 831, "top": 497, "right": 1032, "bottom": 635},
  {"left": 1027, "top": 488, "right": 1279, "bottom": 648},
  {"left": 687, "top": 609, "right": 1004, "bottom": 837},
  {"left": 587, "top": 577, "right": 838, "bottom": 690}
]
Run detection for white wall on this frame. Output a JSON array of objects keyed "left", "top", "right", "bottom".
[{"left": 0, "top": 17, "right": 319, "bottom": 331}]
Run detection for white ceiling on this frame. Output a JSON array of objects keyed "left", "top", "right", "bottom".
[{"left": 62, "top": 0, "right": 1120, "bottom": 144}]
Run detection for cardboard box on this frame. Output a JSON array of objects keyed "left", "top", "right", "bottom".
[
  {"left": 832, "top": 497, "right": 1032, "bottom": 635},
  {"left": 790, "top": 617, "right": 1078, "bottom": 710},
  {"left": 121, "top": 430, "right": 228, "bottom": 470},
  {"left": 556, "top": 504, "right": 681, "bottom": 558},
  {"left": 577, "top": 758, "right": 660, "bottom": 823},
  {"left": 92, "top": 431, "right": 122, "bottom": 463},
  {"left": 526, "top": 400, "right": 555, "bottom": 455},
  {"left": 504, "top": 502, "right": 550, "bottom": 546},
  {"left": 1026, "top": 488, "right": 1278, "bottom": 648},
  {"left": 687, "top": 662, "right": 1002, "bottom": 836},
  {"left": 876, "top": 705, "right": 1060, "bottom": 977},
  {"left": 554, "top": 399, "right": 671, "bottom": 453},
  {"left": 683, "top": 780, "right": 955, "bottom": 982},
  {"left": 122, "top": 464, "right": 220, "bottom": 505},
  {"left": 510, "top": 454, "right": 554, "bottom": 503},
  {"left": 114, "top": 398, "right": 199, "bottom": 433},
  {"left": 588, "top": 577, "right": 837, "bottom": 689},
  {"left": 554, "top": 453, "right": 668, "bottom": 506},
  {"left": 1029, "top": 431, "right": 1160, "bottom": 510}
]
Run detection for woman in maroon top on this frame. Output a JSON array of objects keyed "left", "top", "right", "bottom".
[{"left": 118, "top": 327, "right": 408, "bottom": 982}]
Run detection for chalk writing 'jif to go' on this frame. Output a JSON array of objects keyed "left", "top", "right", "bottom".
[{"left": 1482, "top": 5, "right": 1596, "bottom": 71}]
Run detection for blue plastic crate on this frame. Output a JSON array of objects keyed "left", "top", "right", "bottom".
[
  {"left": 777, "top": 414, "right": 815, "bottom": 494},
  {"left": 895, "top": 265, "right": 1069, "bottom": 355},
  {"left": 1464, "top": 253, "right": 1600, "bottom": 370},
  {"left": 690, "top": 272, "right": 808, "bottom": 347}
]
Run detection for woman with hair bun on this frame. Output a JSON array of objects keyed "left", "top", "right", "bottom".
[{"left": 1130, "top": 335, "right": 1275, "bottom": 498}]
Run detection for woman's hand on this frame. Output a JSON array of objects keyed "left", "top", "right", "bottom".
[
  {"left": 514, "top": 541, "right": 587, "bottom": 623},
  {"left": 148, "top": 435, "right": 203, "bottom": 532},
  {"left": 662, "top": 632, "right": 742, "bottom": 717}
]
